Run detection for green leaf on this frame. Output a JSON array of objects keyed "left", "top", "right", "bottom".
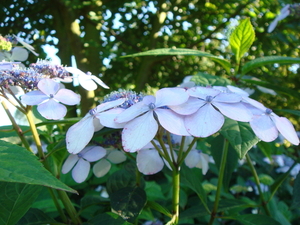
[
  {"left": 123, "top": 48, "right": 231, "bottom": 73},
  {"left": 16, "top": 208, "right": 58, "bottom": 225},
  {"left": 292, "top": 172, "right": 300, "bottom": 209},
  {"left": 0, "top": 182, "right": 42, "bottom": 225},
  {"left": 181, "top": 166, "right": 208, "bottom": 206},
  {"left": 220, "top": 119, "right": 260, "bottom": 158},
  {"left": 242, "top": 56, "right": 300, "bottom": 75},
  {"left": 230, "top": 214, "right": 281, "bottom": 225},
  {"left": 0, "top": 140, "right": 76, "bottom": 193},
  {"left": 110, "top": 187, "right": 147, "bottom": 223},
  {"left": 229, "top": 18, "right": 255, "bottom": 61},
  {"left": 257, "top": 142, "right": 272, "bottom": 160},
  {"left": 83, "top": 212, "right": 132, "bottom": 225},
  {"left": 145, "top": 181, "right": 166, "bottom": 201},
  {"left": 275, "top": 109, "right": 300, "bottom": 117},
  {"left": 191, "top": 72, "right": 232, "bottom": 86},
  {"left": 146, "top": 201, "right": 172, "bottom": 218}
]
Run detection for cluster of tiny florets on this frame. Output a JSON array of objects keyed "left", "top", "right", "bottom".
[
  {"left": 102, "top": 89, "right": 144, "bottom": 109},
  {"left": 0, "top": 35, "right": 12, "bottom": 51},
  {"left": 29, "top": 60, "right": 70, "bottom": 80}
]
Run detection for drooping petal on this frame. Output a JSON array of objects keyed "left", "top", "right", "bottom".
[
  {"left": 38, "top": 78, "right": 60, "bottom": 96},
  {"left": 66, "top": 114, "right": 95, "bottom": 154},
  {"left": 11, "top": 47, "right": 29, "bottom": 61},
  {"left": 55, "top": 89, "right": 80, "bottom": 105},
  {"left": 115, "top": 101, "right": 149, "bottom": 123},
  {"left": 91, "top": 75, "right": 109, "bottom": 89},
  {"left": 122, "top": 111, "right": 158, "bottom": 152},
  {"left": 272, "top": 116, "right": 299, "bottom": 145},
  {"left": 78, "top": 73, "right": 98, "bottom": 91},
  {"left": 227, "top": 85, "right": 249, "bottom": 97},
  {"left": 61, "top": 154, "right": 79, "bottom": 174},
  {"left": 155, "top": 88, "right": 189, "bottom": 107},
  {"left": 96, "top": 98, "right": 125, "bottom": 113},
  {"left": 106, "top": 150, "right": 127, "bottom": 164},
  {"left": 212, "top": 102, "right": 252, "bottom": 122},
  {"left": 14, "top": 34, "right": 39, "bottom": 56},
  {"left": 184, "top": 150, "right": 200, "bottom": 168},
  {"left": 93, "top": 117, "right": 104, "bottom": 131},
  {"left": 250, "top": 115, "right": 278, "bottom": 142},
  {"left": 169, "top": 97, "right": 203, "bottom": 115},
  {"left": 137, "top": 149, "right": 164, "bottom": 175},
  {"left": 21, "top": 90, "right": 48, "bottom": 105},
  {"left": 97, "top": 108, "right": 126, "bottom": 128},
  {"left": 37, "top": 99, "right": 67, "bottom": 120},
  {"left": 93, "top": 159, "right": 111, "bottom": 178},
  {"left": 155, "top": 108, "right": 190, "bottom": 136},
  {"left": 83, "top": 146, "right": 107, "bottom": 162},
  {"left": 185, "top": 104, "right": 224, "bottom": 137},
  {"left": 197, "top": 153, "right": 210, "bottom": 175},
  {"left": 72, "top": 158, "right": 90, "bottom": 183}
]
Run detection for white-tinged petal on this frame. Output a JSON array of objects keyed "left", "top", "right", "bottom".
[
  {"left": 212, "top": 102, "right": 252, "bottom": 122},
  {"left": 82, "top": 146, "right": 107, "bottom": 162},
  {"left": 197, "top": 153, "right": 210, "bottom": 175},
  {"left": 66, "top": 114, "right": 95, "bottom": 154},
  {"left": 185, "top": 104, "right": 224, "bottom": 137},
  {"left": 91, "top": 75, "right": 109, "bottom": 89},
  {"left": 155, "top": 108, "right": 190, "bottom": 135},
  {"left": 14, "top": 34, "right": 39, "bottom": 56},
  {"left": 11, "top": 47, "right": 29, "bottom": 61},
  {"left": 155, "top": 88, "right": 189, "bottom": 107},
  {"left": 115, "top": 101, "right": 149, "bottom": 123},
  {"left": 72, "top": 158, "right": 90, "bottom": 183},
  {"left": 137, "top": 149, "right": 164, "bottom": 175},
  {"left": 97, "top": 108, "right": 126, "bottom": 128},
  {"left": 273, "top": 116, "right": 299, "bottom": 145},
  {"left": 122, "top": 111, "right": 158, "bottom": 152},
  {"left": 227, "top": 85, "right": 249, "bottom": 97},
  {"left": 93, "top": 159, "right": 111, "bottom": 177},
  {"left": 61, "top": 154, "right": 79, "bottom": 174},
  {"left": 38, "top": 79, "right": 60, "bottom": 96},
  {"left": 78, "top": 73, "right": 97, "bottom": 90},
  {"left": 107, "top": 150, "right": 127, "bottom": 164},
  {"left": 187, "top": 86, "right": 220, "bottom": 99},
  {"left": 37, "top": 99, "right": 67, "bottom": 120},
  {"left": 96, "top": 98, "right": 125, "bottom": 113},
  {"left": 213, "top": 92, "right": 242, "bottom": 103},
  {"left": 0, "top": 62, "right": 13, "bottom": 70},
  {"left": 185, "top": 150, "right": 200, "bottom": 168},
  {"left": 250, "top": 115, "right": 278, "bottom": 142},
  {"left": 55, "top": 89, "right": 80, "bottom": 105},
  {"left": 169, "top": 97, "right": 203, "bottom": 115},
  {"left": 93, "top": 117, "right": 104, "bottom": 131},
  {"left": 21, "top": 91, "right": 48, "bottom": 105}
]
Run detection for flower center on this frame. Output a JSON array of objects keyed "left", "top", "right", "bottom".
[
  {"left": 148, "top": 102, "right": 156, "bottom": 110},
  {"left": 265, "top": 108, "right": 272, "bottom": 115},
  {"left": 77, "top": 153, "right": 83, "bottom": 158},
  {"left": 89, "top": 107, "right": 97, "bottom": 116},
  {"left": 206, "top": 96, "right": 214, "bottom": 103},
  {"left": 49, "top": 94, "right": 54, "bottom": 99}
]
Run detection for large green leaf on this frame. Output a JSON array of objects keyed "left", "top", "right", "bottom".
[
  {"left": 110, "top": 187, "right": 147, "bottom": 223},
  {"left": 16, "top": 208, "right": 58, "bottom": 225},
  {"left": 0, "top": 140, "right": 76, "bottom": 193},
  {"left": 229, "top": 18, "right": 255, "bottom": 62},
  {"left": 230, "top": 214, "right": 281, "bottom": 225},
  {"left": 83, "top": 212, "right": 132, "bottom": 225},
  {"left": 0, "top": 182, "right": 42, "bottom": 225},
  {"left": 220, "top": 119, "right": 259, "bottom": 159},
  {"left": 123, "top": 48, "right": 231, "bottom": 73},
  {"left": 242, "top": 56, "right": 300, "bottom": 75}
]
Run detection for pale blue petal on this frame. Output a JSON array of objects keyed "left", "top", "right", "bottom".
[
  {"left": 137, "top": 150, "right": 164, "bottom": 175},
  {"left": 155, "top": 87, "right": 189, "bottom": 107},
  {"left": 91, "top": 75, "right": 109, "bottom": 89},
  {"left": 72, "top": 158, "right": 90, "bottom": 183},
  {"left": 184, "top": 150, "right": 200, "bottom": 168},
  {"left": 187, "top": 86, "right": 220, "bottom": 99},
  {"left": 250, "top": 114, "right": 278, "bottom": 142},
  {"left": 38, "top": 78, "right": 60, "bottom": 96},
  {"left": 11, "top": 47, "right": 29, "bottom": 61},
  {"left": 96, "top": 98, "right": 125, "bottom": 113},
  {"left": 122, "top": 111, "right": 158, "bottom": 152},
  {"left": 78, "top": 74, "right": 97, "bottom": 91},
  {"left": 97, "top": 108, "right": 126, "bottom": 128},
  {"left": 107, "top": 150, "right": 127, "bottom": 164},
  {"left": 212, "top": 102, "right": 252, "bottom": 122},
  {"left": 55, "top": 89, "right": 80, "bottom": 105},
  {"left": 21, "top": 91, "right": 48, "bottom": 105},
  {"left": 61, "top": 154, "right": 79, "bottom": 174},
  {"left": 273, "top": 116, "right": 299, "bottom": 145},
  {"left": 115, "top": 101, "right": 149, "bottom": 123},
  {"left": 37, "top": 99, "right": 67, "bottom": 120},
  {"left": 83, "top": 146, "right": 107, "bottom": 162},
  {"left": 169, "top": 97, "right": 204, "bottom": 115},
  {"left": 213, "top": 92, "right": 242, "bottom": 103},
  {"left": 93, "top": 159, "right": 111, "bottom": 177}
]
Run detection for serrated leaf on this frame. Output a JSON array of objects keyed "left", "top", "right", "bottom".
[
  {"left": 16, "top": 208, "right": 58, "bottom": 225},
  {"left": 0, "top": 140, "right": 76, "bottom": 193},
  {"left": 0, "top": 182, "right": 42, "bottom": 225},
  {"left": 110, "top": 187, "right": 147, "bottom": 223},
  {"left": 230, "top": 214, "right": 281, "bottom": 225},
  {"left": 242, "top": 56, "right": 300, "bottom": 75},
  {"left": 292, "top": 172, "right": 300, "bottom": 209},
  {"left": 229, "top": 18, "right": 255, "bottom": 61},
  {"left": 123, "top": 48, "right": 231, "bottom": 73},
  {"left": 220, "top": 119, "right": 259, "bottom": 158},
  {"left": 191, "top": 72, "right": 232, "bottom": 86}
]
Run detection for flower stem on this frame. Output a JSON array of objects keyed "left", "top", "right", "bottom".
[
  {"left": 208, "top": 139, "right": 229, "bottom": 225},
  {"left": 246, "top": 153, "right": 271, "bottom": 216},
  {"left": 167, "top": 166, "right": 180, "bottom": 225}
]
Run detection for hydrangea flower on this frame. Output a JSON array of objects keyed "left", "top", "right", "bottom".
[
  {"left": 115, "top": 88, "right": 190, "bottom": 152},
  {"left": 268, "top": 4, "right": 290, "bottom": 33},
  {"left": 66, "top": 98, "right": 125, "bottom": 154},
  {"left": 0, "top": 47, "right": 29, "bottom": 62},
  {"left": 65, "top": 67, "right": 109, "bottom": 91},
  {"left": 62, "top": 146, "right": 106, "bottom": 183},
  {"left": 21, "top": 78, "right": 80, "bottom": 120},
  {"left": 171, "top": 86, "right": 252, "bottom": 137},
  {"left": 184, "top": 150, "right": 210, "bottom": 175},
  {"left": 93, "top": 149, "right": 127, "bottom": 178},
  {"left": 248, "top": 105, "right": 299, "bottom": 145}
]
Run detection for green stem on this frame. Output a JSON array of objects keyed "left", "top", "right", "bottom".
[
  {"left": 246, "top": 153, "right": 271, "bottom": 216},
  {"left": 177, "top": 137, "right": 198, "bottom": 166},
  {"left": 1, "top": 101, "right": 33, "bottom": 152},
  {"left": 208, "top": 139, "right": 229, "bottom": 225},
  {"left": 167, "top": 167, "right": 180, "bottom": 225}
]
